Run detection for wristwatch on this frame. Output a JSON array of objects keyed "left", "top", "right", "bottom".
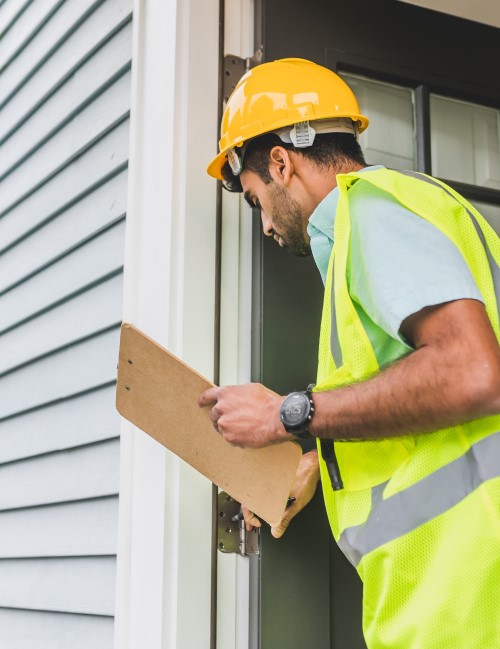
[{"left": 280, "top": 384, "right": 315, "bottom": 439}]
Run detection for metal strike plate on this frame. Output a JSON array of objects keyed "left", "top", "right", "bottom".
[{"left": 217, "top": 491, "right": 260, "bottom": 556}]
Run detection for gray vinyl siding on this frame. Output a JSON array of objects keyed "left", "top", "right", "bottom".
[{"left": 0, "top": 0, "right": 132, "bottom": 646}]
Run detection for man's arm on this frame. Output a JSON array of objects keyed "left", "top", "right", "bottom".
[
  {"left": 199, "top": 298, "right": 500, "bottom": 447},
  {"left": 310, "top": 298, "right": 500, "bottom": 439}
]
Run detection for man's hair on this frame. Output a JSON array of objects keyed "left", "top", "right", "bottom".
[{"left": 221, "top": 132, "right": 366, "bottom": 192}]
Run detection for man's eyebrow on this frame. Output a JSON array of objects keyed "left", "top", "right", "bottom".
[{"left": 243, "top": 191, "right": 256, "bottom": 209}]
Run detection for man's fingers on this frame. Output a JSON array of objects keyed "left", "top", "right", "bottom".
[
  {"left": 203, "top": 401, "right": 223, "bottom": 434},
  {"left": 198, "top": 386, "right": 220, "bottom": 407},
  {"left": 241, "top": 506, "right": 261, "bottom": 532}
]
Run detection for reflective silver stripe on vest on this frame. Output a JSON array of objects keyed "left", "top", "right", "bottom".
[
  {"left": 338, "top": 431, "right": 500, "bottom": 567},
  {"left": 399, "top": 170, "right": 500, "bottom": 308}
]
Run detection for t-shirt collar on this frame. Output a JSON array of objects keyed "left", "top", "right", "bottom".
[{"left": 307, "top": 165, "right": 385, "bottom": 242}]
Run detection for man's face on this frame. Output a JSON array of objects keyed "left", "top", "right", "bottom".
[{"left": 240, "top": 169, "right": 311, "bottom": 257}]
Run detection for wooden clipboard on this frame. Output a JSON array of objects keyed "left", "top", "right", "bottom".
[{"left": 116, "top": 323, "right": 302, "bottom": 524}]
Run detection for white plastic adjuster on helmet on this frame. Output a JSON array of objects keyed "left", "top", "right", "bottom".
[
  {"left": 227, "top": 148, "right": 243, "bottom": 176},
  {"left": 274, "top": 118, "right": 359, "bottom": 147},
  {"left": 289, "top": 121, "right": 316, "bottom": 148}
]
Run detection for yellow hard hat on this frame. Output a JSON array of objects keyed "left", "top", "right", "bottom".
[{"left": 207, "top": 58, "right": 369, "bottom": 180}]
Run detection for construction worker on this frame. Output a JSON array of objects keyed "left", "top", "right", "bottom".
[{"left": 199, "top": 58, "right": 500, "bottom": 649}]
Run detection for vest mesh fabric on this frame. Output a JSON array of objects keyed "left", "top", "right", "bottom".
[{"left": 315, "top": 168, "right": 500, "bottom": 649}]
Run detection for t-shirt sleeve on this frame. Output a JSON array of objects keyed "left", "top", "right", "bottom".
[{"left": 346, "top": 181, "right": 484, "bottom": 344}]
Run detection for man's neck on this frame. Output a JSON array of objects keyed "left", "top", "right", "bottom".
[{"left": 304, "top": 161, "right": 364, "bottom": 211}]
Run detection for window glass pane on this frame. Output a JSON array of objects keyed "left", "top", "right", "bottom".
[
  {"left": 430, "top": 95, "right": 500, "bottom": 189},
  {"left": 341, "top": 73, "right": 416, "bottom": 170},
  {"left": 472, "top": 201, "right": 500, "bottom": 237}
]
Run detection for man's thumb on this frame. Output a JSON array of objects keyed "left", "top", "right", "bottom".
[{"left": 271, "top": 516, "right": 290, "bottom": 539}]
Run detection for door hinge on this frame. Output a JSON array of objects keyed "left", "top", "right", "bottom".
[
  {"left": 223, "top": 48, "right": 263, "bottom": 101},
  {"left": 217, "top": 491, "right": 260, "bottom": 556}
]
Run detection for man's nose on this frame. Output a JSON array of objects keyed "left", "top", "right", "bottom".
[{"left": 261, "top": 211, "right": 274, "bottom": 237}]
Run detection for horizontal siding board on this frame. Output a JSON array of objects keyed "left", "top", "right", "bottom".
[
  {"left": 1, "top": 0, "right": 101, "bottom": 106},
  {"left": 0, "top": 0, "right": 63, "bottom": 67},
  {"left": 0, "top": 609, "right": 113, "bottom": 649},
  {"left": 0, "top": 0, "right": 32, "bottom": 35},
  {"left": 0, "top": 120, "right": 129, "bottom": 247},
  {"left": 0, "top": 386, "right": 120, "bottom": 463},
  {"left": 0, "top": 275, "right": 123, "bottom": 373},
  {"left": 0, "top": 170, "right": 127, "bottom": 291},
  {"left": 0, "top": 0, "right": 131, "bottom": 136},
  {"left": 0, "top": 496, "right": 118, "bottom": 557},
  {"left": 0, "top": 226, "right": 124, "bottom": 332},
  {"left": 0, "top": 73, "right": 131, "bottom": 211},
  {"left": 0, "top": 557, "right": 115, "bottom": 615},
  {"left": 0, "top": 439, "right": 119, "bottom": 510},
  {"left": 0, "top": 328, "right": 120, "bottom": 419},
  {"left": 0, "top": 22, "right": 132, "bottom": 175},
  {"left": 0, "top": 224, "right": 125, "bottom": 332},
  {"left": 0, "top": 0, "right": 130, "bottom": 636},
  {"left": 0, "top": 113, "right": 130, "bottom": 221}
]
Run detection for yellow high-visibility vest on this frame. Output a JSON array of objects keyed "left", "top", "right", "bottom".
[{"left": 315, "top": 168, "right": 500, "bottom": 649}]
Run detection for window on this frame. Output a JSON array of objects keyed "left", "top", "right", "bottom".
[
  {"left": 431, "top": 95, "right": 500, "bottom": 189},
  {"left": 341, "top": 73, "right": 416, "bottom": 170}
]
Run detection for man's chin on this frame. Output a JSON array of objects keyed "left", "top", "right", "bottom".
[{"left": 282, "top": 243, "right": 311, "bottom": 258}]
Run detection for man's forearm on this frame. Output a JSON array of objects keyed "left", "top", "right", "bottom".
[
  {"left": 199, "top": 302, "right": 500, "bottom": 448},
  {"left": 310, "top": 343, "right": 500, "bottom": 441}
]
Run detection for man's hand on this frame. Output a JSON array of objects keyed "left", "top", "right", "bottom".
[
  {"left": 198, "top": 383, "right": 293, "bottom": 447},
  {"left": 241, "top": 450, "right": 320, "bottom": 538}
]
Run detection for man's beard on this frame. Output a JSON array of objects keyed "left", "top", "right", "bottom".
[{"left": 269, "top": 183, "right": 311, "bottom": 257}]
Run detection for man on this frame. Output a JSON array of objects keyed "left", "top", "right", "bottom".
[{"left": 200, "top": 58, "right": 500, "bottom": 648}]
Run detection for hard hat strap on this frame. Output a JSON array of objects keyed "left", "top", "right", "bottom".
[{"left": 226, "top": 117, "right": 359, "bottom": 177}]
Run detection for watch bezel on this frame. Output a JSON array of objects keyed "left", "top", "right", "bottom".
[{"left": 280, "top": 390, "right": 315, "bottom": 438}]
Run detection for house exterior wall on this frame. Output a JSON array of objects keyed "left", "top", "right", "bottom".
[{"left": 0, "top": 0, "right": 132, "bottom": 646}]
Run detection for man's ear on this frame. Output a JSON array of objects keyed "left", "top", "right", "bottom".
[{"left": 269, "top": 146, "right": 293, "bottom": 186}]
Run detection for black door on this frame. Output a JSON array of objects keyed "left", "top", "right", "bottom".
[{"left": 251, "top": 2, "right": 500, "bottom": 648}]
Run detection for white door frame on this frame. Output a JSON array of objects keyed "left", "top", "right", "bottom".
[{"left": 216, "top": 2, "right": 257, "bottom": 648}]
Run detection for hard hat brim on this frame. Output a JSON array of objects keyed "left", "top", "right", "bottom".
[{"left": 207, "top": 149, "right": 227, "bottom": 180}]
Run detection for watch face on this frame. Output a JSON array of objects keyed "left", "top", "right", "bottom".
[{"left": 282, "top": 393, "right": 310, "bottom": 427}]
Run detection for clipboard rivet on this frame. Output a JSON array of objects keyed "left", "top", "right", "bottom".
[
  {"left": 219, "top": 542, "right": 225, "bottom": 550},
  {"left": 128, "top": 359, "right": 133, "bottom": 364},
  {"left": 125, "top": 385, "right": 130, "bottom": 391}
]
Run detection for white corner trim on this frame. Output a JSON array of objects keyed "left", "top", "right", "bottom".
[{"left": 114, "top": 0, "right": 220, "bottom": 648}]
